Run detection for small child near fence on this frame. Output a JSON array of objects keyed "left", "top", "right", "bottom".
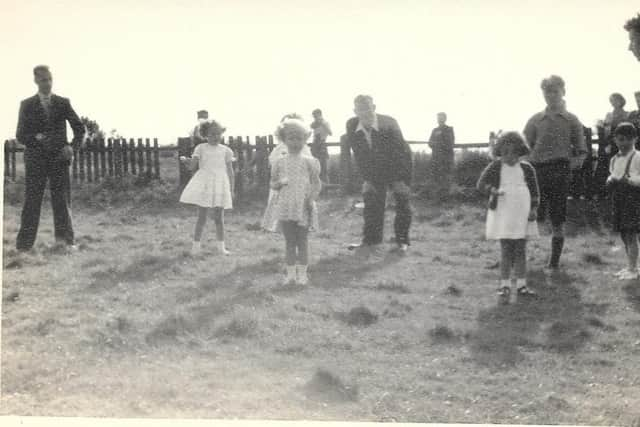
[
  {"left": 477, "top": 131, "right": 540, "bottom": 303},
  {"left": 261, "top": 113, "right": 312, "bottom": 232},
  {"left": 606, "top": 123, "right": 640, "bottom": 280},
  {"left": 268, "top": 117, "right": 321, "bottom": 285},
  {"left": 179, "top": 120, "right": 235, "bottom": 255}
]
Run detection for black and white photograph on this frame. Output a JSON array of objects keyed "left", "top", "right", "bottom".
[{"left": 1, "top": 0, "right": 640, "bottom": 425}]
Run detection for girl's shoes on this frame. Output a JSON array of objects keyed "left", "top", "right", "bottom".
[
  {"left": 216, "top": 241, "right": 231, "bottom": 256},
  {"left": 190, "top": 241, "right": 202, "bottom": 255},
  {"left": 516, "top": 286, "right": 537, "bottom": 297},
  {"left": 283, "top": 266, "right": 297, "bottom": 285},
  {"left": 618, "top": 269, "right": 640, "bottom": 280},
  {"left": 296, "top": 265, "right": 309, "bottom": 285},
  {"left": 497, "top": 286, "right": 510, "bottom": 304}
]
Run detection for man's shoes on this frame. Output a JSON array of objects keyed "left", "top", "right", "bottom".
[{"left": 392, "top": 243, "right": 409, "bottom": 254}]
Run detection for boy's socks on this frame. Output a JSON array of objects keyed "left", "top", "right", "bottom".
[
  {"left": 216, "top": 241, "right": 230, "bottom": 255},
  {"left": 549, "top": 237, "right": 564, "bottom": 267}
]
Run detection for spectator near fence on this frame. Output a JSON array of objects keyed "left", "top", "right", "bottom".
[
  {"left": 189, "top": 109, "right": 209, "bottom": 149},
  {"left": 428, "top": 112, "right": 455, "bottom": 200},
  {"left": 523, "top": 75, "right": 587, "bottom": 270},
  {"left": 15, "top": 65, "right": 85, "bottom": 252},
  {"left": 594, "top": 93, "right": 630, "bottom": 201},
  {"left": 310, "top": 109, "right": 332, "bottom": 184}
]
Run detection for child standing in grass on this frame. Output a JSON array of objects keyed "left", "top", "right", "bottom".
[
  {"left": 269, "top": 117, "right": 321, "bottom": 285},
  {"left": 477, "top": 131, "right": 540, "bottom": 303},
  {"left": 261, "top": 113, "right": 312, "bottom": 232},
  {"left": 607, "top": 123, "right": 640, "bottom": 280},
  {"left": 179, "top": 120, "right": 235, "bottom": 255}
]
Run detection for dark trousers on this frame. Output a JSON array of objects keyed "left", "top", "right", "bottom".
[
  {"left": 17, "top": 149, "right": 74, "bottom": 250},
  {"left": 533, "top": 160, "right": 570, "bottom": 227},
  {"left": 363, "top": 184, "right": 411, "bottom": 245}
]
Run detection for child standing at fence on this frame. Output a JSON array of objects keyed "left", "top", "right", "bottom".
[
  {"left": 179, "top": 120, "right": 235, "bottom": 255},
  {"left": 269, "top": 117, "right": 321, "bottom": 285},
  {"left": 607, "top": 123, "right": 640, "bottom": 280},
  {"left": 261, "top": 113, "right": 312, "bottom": 232},
  {"left": 477, "top": 131, "right": 540, "bottom": 303}
]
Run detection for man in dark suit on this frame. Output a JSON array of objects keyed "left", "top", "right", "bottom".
[
  {"left": 345, "top": 95, "right": 412, "bottom": 253},
  {"left": 16, "top": 65, "right": 85, "bottom": 252},
  {"left": 625, "top": 13, "right": 640, "bottom": 61}
]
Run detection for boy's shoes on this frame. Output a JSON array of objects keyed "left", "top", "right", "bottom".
[
  {"left": 497, "top": 286, "right": 510, "bottom": 305},
  {"left": 392, "top": 243, "right": 409, "bottom": 254}
]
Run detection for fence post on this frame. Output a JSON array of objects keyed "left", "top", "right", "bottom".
[
  {"left": 137, "top": 138, "right": 144, "bottom": 175},
  {"left": 93, "top": 139, "right": 101, "bottom": 181},
  {"left": 107, "top": 139, "right": 114, "bottom": 177},
  {"left": 153, "top": 138, "right": 160, "bottom": 179},
  {"left": 114, "top": 139, "right": 123, "bottom": 177},
  {"left": 339, "top": 134, "right": 351, "bottom": 194},
  {"left": 129, "top": 139, "right": 136, "bottom": 174},
  {"left": 79, "top": 145, "right": 85, "bottom": 182},
  {"left": 177, "top": 137, "right": 192, "bottom": 190},
  {"left": 123, "top": 139, "right": 129, "bottom": 174},
  {"left": 4, "top": 140, "right": 9, "bottom": 180},
  {"left": 86, "top": 143, "right": 93, "bottom": 183},
  {"left": 10, "top": 140, "right": 16, "bottom": 181},
  {"left": 99, "top": 139, "right": 106, "bottom": 178},
  {"left": 145, "top": 138, "right": 152, "bottom": 178}
]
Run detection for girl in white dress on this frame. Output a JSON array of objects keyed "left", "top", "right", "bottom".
[
  {"left": 477, "top": 131, "right": 540, "bottom": 303},
  {"left": 270, "top": 117, "right": 322, "bottom": 285},
  {"left": 179, "top": 120, "right": 235, "bottom": 255}
]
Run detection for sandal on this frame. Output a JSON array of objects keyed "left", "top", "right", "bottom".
[{"left": 497, "top": 286, "right": 511, "bottom": 297}]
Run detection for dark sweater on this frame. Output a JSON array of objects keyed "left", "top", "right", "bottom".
[{"left": 476, "top": 160, "right": 540, "bottom": 210}]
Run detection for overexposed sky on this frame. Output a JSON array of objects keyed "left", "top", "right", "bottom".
[{"left": 1, "top": 0, "right": 638, "bottom": 146}]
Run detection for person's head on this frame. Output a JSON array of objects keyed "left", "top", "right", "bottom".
[
  {"left": 609, "top": 93, "right": 626, "bottom": 110},
  {"left": 276, "top": 117, "right": 311, "bottom": 153},
  {"left": 493, "top": 131, "right": 530, "bottom": 165},
  {"left": 312, "top": 109, "right": 323, "bottom": 120},
  {"left": 197, "top": 110, "right": 209, "bottom": 124},
  {"left": 613, "top": 122, "right": 638, "bottom": 153},
  {"left": 200, "top": 119, "right": 226, "bottom": 145},
  {"left": 33, "top": 65, "right": 52, "bottom": 95},
  {"left": 437, "top": 112, "right": 447, "bottom": 126},
  {"left": 353, "top": 95, "right": 376, "bottom": 128},
  {"left": 540, "top": 75, "right": 566, "bottom": 109},
  {"left": 624, "top": 13, "right": 640, "bottom": 61}
]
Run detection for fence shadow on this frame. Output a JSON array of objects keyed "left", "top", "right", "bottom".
[{"left": 467, "top": 269, "right": 603, "bottom": 368}]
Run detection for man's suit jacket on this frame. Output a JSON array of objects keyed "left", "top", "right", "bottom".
[
  {"left": 16, "top": 94, "right": 84, "bottom": 153},
  {"left": 345, "top": 114, "right": 412, "bottom": 185}
]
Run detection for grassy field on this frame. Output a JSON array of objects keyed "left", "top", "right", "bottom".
[{"left": 2, "top": 168, "right": 640, "bottom": 424}]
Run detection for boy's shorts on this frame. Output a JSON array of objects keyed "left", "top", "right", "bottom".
[{"left": 533, "top": 159, "right": 570, "bottom": 226}]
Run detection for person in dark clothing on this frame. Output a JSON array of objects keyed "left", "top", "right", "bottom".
[
  {"left": 428, "top": 112, "right": 455, "bottom": 200},
  {"left": 16, "top": 65, "right": 85, "bottom": 252},
  {"left": 344, "top": 95, "right": 413, "bottom": 254}
]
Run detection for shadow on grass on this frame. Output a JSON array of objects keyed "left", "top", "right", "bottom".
[
  {"left": 468, "top": 269, "right": 603, "bottom": 368},
  {"left": 88, "top": 253, "right": 186, "bottom": 291},
  {"left": 310, "top": 251, "right": 404, "bottom": 290}
]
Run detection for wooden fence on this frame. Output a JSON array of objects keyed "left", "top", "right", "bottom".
[
  {"left": 5, "top": 128, "right": 600, "bottom": 198},
  {"left": 4, "top": 138, "right": 163, "bottom": 183}
]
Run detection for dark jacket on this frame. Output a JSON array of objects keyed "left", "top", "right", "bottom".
[
  {"left": 345, "top": 114, "right": 412, "bottom": 185},
  {"left": 428, "top": 125, "right": 455, "bottom": 159},
  {"left": 16, "top": 94, "right": 84, "bottom": 152},
  {"left": 476, "top": 160, "right": 540, "bottom": 210}
]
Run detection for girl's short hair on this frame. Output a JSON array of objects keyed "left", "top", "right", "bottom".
[
  {"left": 613, "top": 122, "right": 638, "bottom": 139},
  {"left": 200, "top": 119, "right": 226, "bottom": 136},
  {"left": 275, "top": 115, "right": 311, "bottom": 141},
  {"left": 493, "top": 131, "right": 531, "bottom": 157},
  {"left": 609, "top": 92, "right": 626, "bottom": 107}
]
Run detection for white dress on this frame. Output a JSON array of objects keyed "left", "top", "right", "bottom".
[
  {"left": 179, "top": 143, "right": 234, "bottom": 209},
  {"left": 485, "top": 162, "right": 539, "bottom": 240}
]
